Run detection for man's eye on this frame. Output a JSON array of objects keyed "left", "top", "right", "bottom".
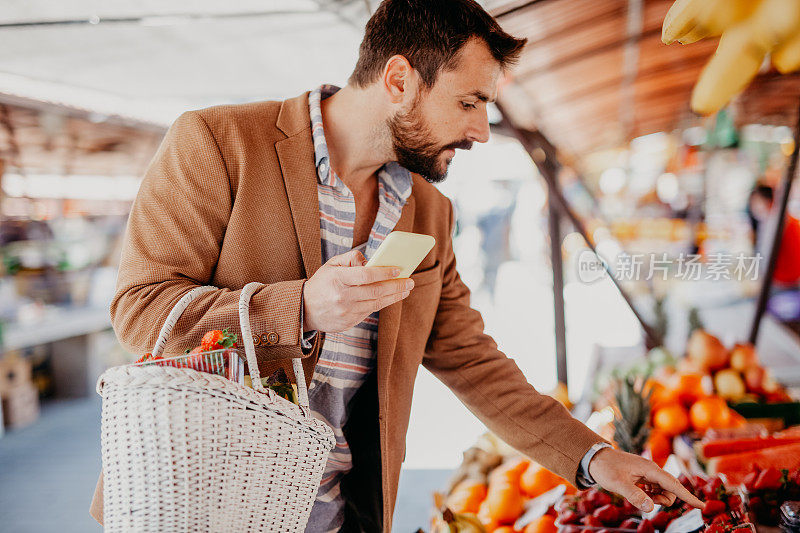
[{"left": 461, "top": 102, "right": 477, "bottom": 110}]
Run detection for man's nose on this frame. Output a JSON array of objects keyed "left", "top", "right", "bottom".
[{"left": 467, "top": 110, "right": 491, "bottom": 144}]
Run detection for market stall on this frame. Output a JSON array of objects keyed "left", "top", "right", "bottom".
[{"left": 428, "top": 0, "right": 800, "bottom": 531}]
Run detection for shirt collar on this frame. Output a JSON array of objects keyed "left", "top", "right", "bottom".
[
  {"left": 308, "top": 84, "right": 340, "bottom": 187},
  {"left": 308, "top": 84, "right": 413, "bottom": 203}
]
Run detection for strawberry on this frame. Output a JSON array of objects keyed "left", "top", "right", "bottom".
[
  {"left": 556, "top": 498, "right": 577, "bottom": 513},
  {"left": 135, "top": 352, "right": 151, "bottom": 363},
  {"left": 619, "top": 518, "right": 639, "bottom": 530},
  {"left": 189, "top": 346, "right": 203, "bottom": 355},
  {"left": 754, "top": 467, "right": 783, "bottom": 491},
  {"left": 582, "top": 515, "right": 603, "bottom": 527},
  {"left": 201, "top": 330, "right": 224, "bottom": 351},
  {"left": 747, "top": 495, "right": 763, "bottom": 512},
  {"left": 727, "top": 494, "right": 742, "bottom": 510},
  {"left": 577, "top": 500, "right": 596, "bottom": 514},
  {"left": 621, "top": 500, "right": 638, "bottom": 515},
  {"left": 593, "top": 504, "right": 620, "bottom": 526},
  {"left": 702, "top": 500, "right": 726, "bottom": 517},
  {"left": 651, "top": 510, "right": 673, "bottom": 531},
  {"left": 636, "top": 519, "right": 654, "bottom": 533},
  {"left": 742, "top": 471, "right": 759, "bottom": 492},
  {"left": 201, "top": 328, "right": 239, "bottom": 351},
  {"left": 593, "top": 489, "right": 613, "bottom": 507},
  {"left": 560, "top": 510, "right": 580, "bottom": 524}
]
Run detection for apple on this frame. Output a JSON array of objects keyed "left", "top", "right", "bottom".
[
  {"left": 687, "top": 330, "right": 728, "bottom": 372},
  {"left": 714, "top": 369, "right": 746, "bottom": 401},
  {"left": 730, "top": 343, "right": 759, "bottom": 371},
  {"left": 743, "top": 365, "right": 765, "bottom": 393}
]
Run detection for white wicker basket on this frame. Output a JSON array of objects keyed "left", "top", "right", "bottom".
[{"left": 97, "top": 283, "right": 335, "bottom": 532}]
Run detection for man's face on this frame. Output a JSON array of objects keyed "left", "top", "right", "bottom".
[{"left": 388, "top": 38, "right": 501, "bottom": 183}]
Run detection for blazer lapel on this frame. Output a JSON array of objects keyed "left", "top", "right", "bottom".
[
  {"left": 275, "top": 93, "right": 322, "bottom": 279},
  {"left": 376, "top": 194, "right": 416, "bottom": 402}
]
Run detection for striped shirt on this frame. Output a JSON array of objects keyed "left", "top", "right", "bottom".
[{"left": 305, "top": 85, "right": 413, "bottom": 532}]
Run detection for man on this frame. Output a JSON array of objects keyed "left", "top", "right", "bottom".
[{"left": 92, "top": 0, "right": 703, "bottom": 530}]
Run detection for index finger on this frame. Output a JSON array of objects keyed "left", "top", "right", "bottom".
[
  {"left": 644, "top": 467, "right": 704, "bottom": 509},
  {"left": 337, "top": 265, "right": 400, "bottom": 286}
]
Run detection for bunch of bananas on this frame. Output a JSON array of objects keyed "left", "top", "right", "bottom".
[
  {"left": 662, "top": 0, "right": 800, "bottom": 115},
  {"left": 431, "top": 507, "right": 486, "bottom": 533}
]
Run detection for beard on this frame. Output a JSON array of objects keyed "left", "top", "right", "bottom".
[{"left": 387, "top": 98, "right": 473, "bottom": 183}]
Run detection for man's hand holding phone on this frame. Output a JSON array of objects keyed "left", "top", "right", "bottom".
[{"left": 302, "top": 249, "right": 414, "bottom": 333}]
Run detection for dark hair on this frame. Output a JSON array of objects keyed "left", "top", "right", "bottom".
[{"left": 349, "top": 0, "right": 527, "bottom": 89}]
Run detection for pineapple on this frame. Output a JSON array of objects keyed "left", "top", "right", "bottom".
[
  {"left": 653, "top": 297, "right": 668, "bottom": 344},
  {"left": 612, "top": 376, "right": 652, "bottom": 455},
  {"left": 688, "top": 307, "right": 704, "bottom": 335}
]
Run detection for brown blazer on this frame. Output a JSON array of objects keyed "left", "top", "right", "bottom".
[{"left": 90, "top": 92, "right": 605, "bottom": 531}]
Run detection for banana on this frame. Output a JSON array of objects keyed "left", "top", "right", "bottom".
[
  {"left": 662, "top": 0, "right": 759, "bottom": 45},
  {"left": 691, "top": 23, "right": 765, "bottom": 115},
  {"left": 773, "top": 31, "right": 800, "bottom": 73},
  {"left": 690, "top": 0, "right": 800, "bottom": 114},
  {"left": 749, "top": 0, "right": 800, "bottom": 50},
  {"left": 432, "top": 508, "right": 487, "bottom": 533}
]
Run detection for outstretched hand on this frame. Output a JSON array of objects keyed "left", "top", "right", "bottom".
[{"left": 588, "top": 447, "right": 704, "bottom": 512}]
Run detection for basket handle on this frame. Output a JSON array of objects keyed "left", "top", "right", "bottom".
[
  {"left": 150, "top": 285, "right": 217, "bottom": 358},
  {"left": 239, "top": 282, "right": 310, "bottom": 410}
]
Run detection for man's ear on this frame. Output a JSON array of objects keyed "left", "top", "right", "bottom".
[{"left": 381, "top": 55, "right": 414, "bottom": 104}]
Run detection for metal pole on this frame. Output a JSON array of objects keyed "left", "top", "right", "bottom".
[
  {"left": 495, "top": 105, "right": 662, "bottom": 348},
  {"left": 549, "top": 200, "right": 569, "bottom": 385},
  {"left": 749, "top": 103, "right": 800, "bottom": 344}
]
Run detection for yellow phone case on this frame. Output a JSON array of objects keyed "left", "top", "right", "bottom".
[{"left": 365, "top": 231, "right": 436, "bottom": 278}]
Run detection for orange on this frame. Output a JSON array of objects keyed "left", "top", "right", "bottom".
[
  {"left": 727, "top": 410, "right": 747, "bottom": 428},
  {"left": 446, "top": 480, "right": 487, "bottom": 514},
  {"left": 478, "top": 458, "right": 530, "bottom": 526},
  {"left": 675, "top": 373, "right": 706, "bottom": 407},
  {"left": 524, "top": 515, "right": 557, "bottom": 533},
  {"left": 491, "top": 457, "right": 531, "bottom": 484},
  {"left": 646, "top": 429, "right": 672, "bottom": 467},
  {"left": 689, "top": 396, "right": 730, "bottom": 433},
  {"left": 494, "top": 527, "right": 519, "bottom": 533},
  {"left": 646, "top": 379, "right": 678, "bottom": 411},
  {"left": 519, "top": 463, "right": 574, "bottom": 497},
  {"left": 653, "top": 403, "right": 690, "bottom": 436}
]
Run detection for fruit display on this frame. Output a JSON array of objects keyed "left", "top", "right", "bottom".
[
  {"left": 662, "top": 0, "right": 800, "bottom": 114},
  {"left": 555, "top": 476, "right": 749, "bottom": 533},
  {"left": 555, "top": 488, "right": 640, "bottom": 531},
  {"left": 434, "top": 437, "right": 576, "bottom": 533},
  {"left": 685, "top": 333, "right": 791, "bottom": 405},
  {"left": 666, "top": 475, "right": 747, "bottom": 527},
  {"left": 742, "top": 467, "right": 800, "bottom": 525},
  {"left": 434, "top": 323, "right": 799, "bottom": 533}
]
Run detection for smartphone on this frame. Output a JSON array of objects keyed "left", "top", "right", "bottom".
[{"left": 365, "top": 231, "right": 436, "bottom": 278}]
